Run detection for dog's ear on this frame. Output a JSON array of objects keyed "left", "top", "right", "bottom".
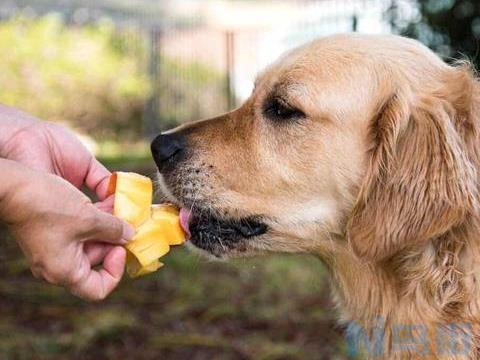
[{"left": 347, "top": 76, "right": 477, "bottom": 261}]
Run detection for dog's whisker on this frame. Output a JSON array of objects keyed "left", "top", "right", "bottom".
[{"left": 189, "top": 190, "right": 199, "bottom": 214}]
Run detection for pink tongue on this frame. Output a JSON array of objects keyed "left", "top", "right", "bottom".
[{"left": 179, "top": 208, "right": 191, "bottom": 239}]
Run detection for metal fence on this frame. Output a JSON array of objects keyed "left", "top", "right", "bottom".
[{"left": 0, "top": 0, "right": 402, "bottom": 139}]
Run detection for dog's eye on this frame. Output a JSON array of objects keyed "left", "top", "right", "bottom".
[{"left": 263, "top": 97, "right": 305, "bottom": 122}]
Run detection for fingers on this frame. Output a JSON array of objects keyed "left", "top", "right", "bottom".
[
  {"left": 85, "top": 157, "right": 112, "bottom": 201},
  {"left": 70, "top": 246, "right": 126, "bottom": 301},
  {"left": 85, "top": 209, "right": 135, "bottom": 245},
  {"left": 35, "top": 243, "right": 126, "bottom": 301},
  {"left": 95, "top": 195, "right": 114, "bottom": 213},
  {"left": 84, "top": 242, "right": 114, "bottom": 266}
]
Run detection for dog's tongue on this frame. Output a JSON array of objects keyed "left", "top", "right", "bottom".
[{"left": 179, "top": 208, "right": 191, "bottom": 239}]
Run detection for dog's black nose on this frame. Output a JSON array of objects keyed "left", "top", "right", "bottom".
[{"left": 151, "top": 133, "right": 186, "bottom": 169}]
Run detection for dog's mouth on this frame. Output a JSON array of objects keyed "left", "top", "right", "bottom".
[{"left": 179, "top": 208, "right": 268, "bottom": 257}]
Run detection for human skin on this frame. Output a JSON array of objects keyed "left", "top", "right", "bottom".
[{"left": 0, "top": 104, "right": 135, "bottom": 301}]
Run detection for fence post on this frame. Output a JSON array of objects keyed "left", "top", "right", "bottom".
[
  {"left": 144, "top": 26, "right": 162, "bottom": 139},
  {"left": 389, "top": 0, "right": 397, "bottom": 32},
  {"left": 352, "top": 13, "right": 358, "bottom": 32},
  {"left": 225, "top": 30, "right": 236, "bottom": 110}
]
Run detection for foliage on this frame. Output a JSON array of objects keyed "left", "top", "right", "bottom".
[
  {"left": 391, "top": 0, "right": 480, "bottom": 68},
  {"left": 0, "top": 15, "right": 150, "bottom": 140},
  {"left": 0, "top": 15, "right": 228, "bottom": 140}
]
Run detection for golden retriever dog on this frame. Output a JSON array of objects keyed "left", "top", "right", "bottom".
[{"left": 151, "top": 34, "right": 480, "bottom": 359}]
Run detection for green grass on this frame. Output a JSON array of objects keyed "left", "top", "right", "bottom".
[
  {"left": 96, "top": 141, "right": 154, "bottom": 171},
  {"left": 0, "top": 161, "right": 348, "bottom": 360}
]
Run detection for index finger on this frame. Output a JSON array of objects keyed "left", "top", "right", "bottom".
[
  {"left": 85, "top": 157, "right": 112, "bottom": 201},
  {"left": 70, "top": 246, "right": 126, "bottom": 301}
]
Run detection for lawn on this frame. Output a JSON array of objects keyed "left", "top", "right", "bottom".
[{"left": 0, "top": 154, "right": 347, "bottom": 360}]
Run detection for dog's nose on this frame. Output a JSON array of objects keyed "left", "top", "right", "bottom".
[{"left": 151, "top": 132, "right": 186, "bottom": 169}]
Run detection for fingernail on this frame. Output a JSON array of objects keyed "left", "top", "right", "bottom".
[{"left": 122, "top": 223, "right": 136, "bottom": 241}]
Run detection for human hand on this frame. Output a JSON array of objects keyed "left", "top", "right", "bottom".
[
  {"left": 0, "top": 105, "right": 115, "bottom": 214},
  {"left": 0, "top": 105, "right": 137, "bottom": 300},
  {"left": 0, "top": 105, "right": 136, "bottom": 300},
  {"left": 0, "top": 160, "right": 135, "bottom": 301},
  {"left": 0, "top": 105, "right": 107, "bottom": 193}
]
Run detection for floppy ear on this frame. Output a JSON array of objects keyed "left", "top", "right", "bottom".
[{"left": 347, "top": 88, "right": 477, "bottom": 261}]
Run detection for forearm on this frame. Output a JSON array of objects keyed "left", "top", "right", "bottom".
[{"left": 0, "top": 104, "right": 38, "bottom": 156}]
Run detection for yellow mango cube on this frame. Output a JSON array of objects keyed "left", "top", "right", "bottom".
[
  {"left": 151, "top": 205, "right": 185, "bottom": 245},
  {"left": 107, "top": 172, "right": 186, "bottom": 278},
  {"left": 108, "top": 172, "right": 152, "bottom": 228}
]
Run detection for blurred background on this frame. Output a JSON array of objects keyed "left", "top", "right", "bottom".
[{"left": 0, "top": 0, "right": 478, "bottom": 359}]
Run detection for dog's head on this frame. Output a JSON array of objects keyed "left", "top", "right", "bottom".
[{"left": 152, "top": 34, "right": 478, "bottom": 261}]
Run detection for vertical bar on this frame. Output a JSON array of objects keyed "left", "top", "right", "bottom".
[
  {"left": 144, "top": 26, "right": 161, "bottom": 139},
  {"left": 225, "top": 30, "right": 236, "bottom": 110},
  {"left": 352, "top": 13, "right": 358, "bottom": 32},
  {"left": 389, "top": 0, "right": 397, "bottom": 32}
]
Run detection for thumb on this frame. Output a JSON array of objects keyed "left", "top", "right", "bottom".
[{"left": 86, "top": 209, "right": 136, "bottom": 245}]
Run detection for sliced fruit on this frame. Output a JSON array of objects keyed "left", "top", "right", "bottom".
[
  {"left": 108, "top": 172, "right": 152, "bottom": 228},
  {"left": 108, "top": 172, "right": 187, "bottom": 278},
  {"left": 126, "top": 253, "right": 163, "bottom": 278},
  {"left": 126, "top": 221, "right": 171, "bottom": 267},
  {"left": 151, "top": 205, "right": 185, "bottom": 245}
]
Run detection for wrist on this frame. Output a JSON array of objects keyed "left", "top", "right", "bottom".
[{"left": 0, "top": 104, "right": 39, "bottom": 157}]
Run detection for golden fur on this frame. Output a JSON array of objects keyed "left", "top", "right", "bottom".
[{"left": 158, "top": 34, "right": 480, "bottom": 359}]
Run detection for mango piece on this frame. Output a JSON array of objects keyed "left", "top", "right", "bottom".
[
  {"left": 126, "top": 220, "right": 171, "bottom": 267},
  {"left": 126, "top": 253, "right": 163, "bottom": 278},
  {"left": 151, "top": 205, "right": 185, "bottom": 245},
  {"left": 108, "top": 172, "right": 152, "bottom": 228},
  {"left": 107, "top": 172, "right": 186, "bottom": 278}
]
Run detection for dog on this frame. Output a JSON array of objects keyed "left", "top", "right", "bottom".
[{"left": 151, "top": 34, "right": 480, "bottom": 359}]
